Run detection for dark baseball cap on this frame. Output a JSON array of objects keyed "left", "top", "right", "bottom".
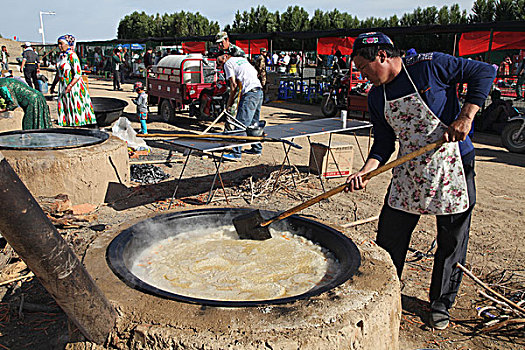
[{"left": 353, "top": 32, "right": 394, "bottom": 51}]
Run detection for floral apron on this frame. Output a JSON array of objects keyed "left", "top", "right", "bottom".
[{"left": 383, "top": 65, "right": 469, "bottom": 215}]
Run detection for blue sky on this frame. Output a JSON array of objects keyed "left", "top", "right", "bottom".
[{"left": 1, "top": 0, "right": 477, "bottom": 43}]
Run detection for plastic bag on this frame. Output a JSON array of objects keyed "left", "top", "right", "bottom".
[{"left": 111, "top": 117, "right": 151, "bottom": 151}]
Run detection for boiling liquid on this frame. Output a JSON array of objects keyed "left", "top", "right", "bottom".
[{"left": 131, "top": 225, "right": 338, "bottom": 301}]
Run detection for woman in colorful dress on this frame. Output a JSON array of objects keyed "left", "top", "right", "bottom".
[
  {"left": 50, "top": 34, "right": 96, "bottom": 127},
  {"left": 0, "top": 77, "right": 52, "bottom": 129}
]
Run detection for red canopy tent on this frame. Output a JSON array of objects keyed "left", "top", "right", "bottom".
[
  {"left": 317, "top": 37, "right": 355, "bottom": 55},
  {"left": 234, "top": 39, "right": 268, "bottom": 56},
  {"left": 458, "top": 31, "right": 525, "bottom": 56},
  {"left": 182, "top": 41, "right": 206, "bottom": 54}
]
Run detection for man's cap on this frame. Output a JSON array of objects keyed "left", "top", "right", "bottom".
[
  {"left": 352, "top": 32, "right": 394, "bottom": 51},
  {"left": 215, "top": 31, "right": 228, "bottom": 43},
  {"left": 260, "top": 48, "right": 267, "bottom": 53},
  {"left": 22, "top": 41, "right": 31, "bottom": 47}
]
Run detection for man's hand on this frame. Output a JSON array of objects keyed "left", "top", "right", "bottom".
[
  {"left": 344, "top": 158, "right": 381, "bottom": 193},
  {"left": 443, "top": 102, "right": 480, "bottom": 142},
  {"left": 444, "top": 115, "right": 472, "bottom": 142},
  {"left": 226, "top": 105, "right": 236, "bottom": 115},
  {"left": 345, "top": 170, "right": 370, "bottom": 192}
]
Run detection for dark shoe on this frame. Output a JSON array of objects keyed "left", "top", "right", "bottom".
[
  {"left": 429, "top": 308, "right": 449, "bottom": 330},
  {"left": 429, "top": 300, "right": 450, "bottom": 330},
  {"left": 222, "top": 153, "right": 241, "bottom": 161},
  {"left": 243, "top": 148, "right": 262, "bottom": 155}
]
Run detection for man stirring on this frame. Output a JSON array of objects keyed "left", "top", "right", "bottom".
[
  {"left": 216, "top": 50, "right": 263, "bottom": 160},
  {"left": 346, "top": 32, "right": 496, "bottom": 330}
]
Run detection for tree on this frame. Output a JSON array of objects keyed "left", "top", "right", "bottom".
[
  {"left": 517, "top": 0, "right": 525, "bottom": 19},
  {"left": 280, "top": 6, "right": 310, "bottom": 32},
  {"left": 494, "top": 0, "right": 518, "bottom": 21},
  {"left": 470, "top": 0, "right": 496, "bottom": 22},
  {"left": 117, "top": 11, "right": 154, "bottom": 39}
]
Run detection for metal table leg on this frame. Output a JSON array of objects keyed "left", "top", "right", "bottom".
[
  {"left": 283, "top": 142, "right": 297, "bottom": 188},
  {"left": 307, "top": 136, "right": 326, "bottom": 193},
  {"left": 270, "top": 138, "right": 296, "bottom": 196},
  {"left": 168, "top": 148, "right": 192, "bottom": 209},
  {"left": 326, "top": 132, "right": 344, "bottom": 177},
  {"left": 206, "top": 151, "right": 228, "bottom": 205}
]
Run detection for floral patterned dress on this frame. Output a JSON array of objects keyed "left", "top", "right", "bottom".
[
  {"left": 56, "top": 49, "right": 96, "bottom": 126},
  {"left": 384, "top": 65, "right": 469, "bottom": 215},
  {"left": 0, "top": 78, "right": 52, "bottom": 129}
]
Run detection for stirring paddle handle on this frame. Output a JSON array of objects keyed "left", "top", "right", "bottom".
[
  {"left": 361, "top": 139, "right": 445, "bottom": 181},
  {"left": 260, "top": 139, "right": 445, "bottom": 227}
]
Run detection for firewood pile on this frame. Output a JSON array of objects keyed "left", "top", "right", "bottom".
[
  {"left": 38, "top": 194, "right": 98, "bottom": 229},
  {"left": 458, "top": 263, "right": 525, "bottom": 336}
]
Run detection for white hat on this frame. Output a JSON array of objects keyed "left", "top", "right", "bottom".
[
  {"left": 215, "top": 31, "right": 228, "bottom": 43},
  {"left": 22, "top": 41, "right": 31, "bottom": 47}
]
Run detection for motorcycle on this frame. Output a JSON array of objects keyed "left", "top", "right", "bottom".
[
  {"left": 190, "top": 72, "right": 229, "bottom": 121},
  {"left": 501, "top": 107, "right": 525, "bottom": 153},
  {"left": 321, "top": 70, "right": 350, "bottom": 117}
]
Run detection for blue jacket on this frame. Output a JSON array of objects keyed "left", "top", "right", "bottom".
[{"left": 368, "top": 52, "right": 496, "bottom": 164}]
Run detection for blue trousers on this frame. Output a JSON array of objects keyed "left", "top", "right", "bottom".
[{"left": 232, "top": 88, "right": 263, "bottom": 156}]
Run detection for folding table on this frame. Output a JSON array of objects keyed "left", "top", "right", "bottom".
[{"left": 165, "top": 118, "right": 372, "bottom": 205}]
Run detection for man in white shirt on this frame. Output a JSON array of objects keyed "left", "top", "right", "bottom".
[{"left": 217, "top": 51, "right": 263, "bottom": 160}]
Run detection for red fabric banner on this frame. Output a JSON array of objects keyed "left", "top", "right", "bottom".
[
  {"left": 459, "top": 31, "right": 525, "bottom": 56},
  {"left": 182, "top": 42, "right": 206, "bottom": 54},
  {"left": 317, "top": 37, "right": 355, "bottom": 55},
  {"left": 235, "top": 39, "right": 268, "bottom": 56}
]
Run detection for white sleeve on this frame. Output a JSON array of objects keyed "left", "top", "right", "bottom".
[{"left": 224, "top": 61, "right": 234, "bottom": 80}]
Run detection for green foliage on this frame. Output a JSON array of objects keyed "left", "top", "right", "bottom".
[
  {"left": 116, "top": 2, "right": 522, "bottom": 54},
  {"left": 118, "top": 11, "right": 219, "bottom": 39}
]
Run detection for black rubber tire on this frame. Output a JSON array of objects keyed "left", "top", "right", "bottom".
[
  {"left": 321, "top": 95, "right": 338, "bottom": 117},
  {"left": 501, "top": 121, "right": 525, "bottom": 153},
  {"left": 159, "top": 99, "right": 176, "bottom": 124}
]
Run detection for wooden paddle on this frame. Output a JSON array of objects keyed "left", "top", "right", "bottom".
[{"left": 233, "top": 139, "right": 446, "bottom": 240}]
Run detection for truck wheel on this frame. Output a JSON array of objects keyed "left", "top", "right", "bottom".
[
  {"left": 501, "top": 121, "right": 525, "bottom": 153},
  {"left": 159, "top": 99, "right": 175, "bottom": 124}
]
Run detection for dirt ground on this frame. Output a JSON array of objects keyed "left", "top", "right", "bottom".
[{"left": 0, "top": 73, "right": 524, "bottom": 349}]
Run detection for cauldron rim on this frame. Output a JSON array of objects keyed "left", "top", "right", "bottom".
[
  {"left": 0, "top": 128, "right": 109, "bottom": 150},
  {"left": 106, "top": 208, "right": 361, "bottom": 307},
  {"left": 91, "top": 96, "right": 129, "bottom": 114}
]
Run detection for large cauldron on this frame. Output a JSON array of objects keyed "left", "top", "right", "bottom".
[
  {"left": 92, "top": 97, "right": 128, "bottom": 127},
  {"left": 0, "top": 128, "right": 109, "bottom": 150},
  {"left": 107, "top": 208, "right": 361, "bottom": 307}
]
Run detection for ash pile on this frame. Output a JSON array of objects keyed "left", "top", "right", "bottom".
[{"left": 130, "top": 164, "right": 170, "bottom": 184}]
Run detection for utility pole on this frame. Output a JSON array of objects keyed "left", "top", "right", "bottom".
[{"left": 39, "top": 11, "right": 56, "bottom": 44}]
